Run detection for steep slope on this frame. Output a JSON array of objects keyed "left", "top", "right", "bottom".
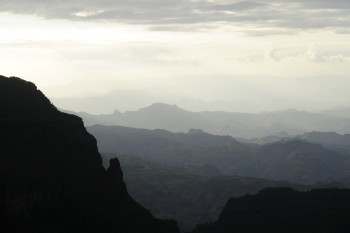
[
  {"left": 0, "top": 76, "right": 179, "bottom": 233},
  {"left": 193, "top": 187, "right": 350, "bottom": 233}
]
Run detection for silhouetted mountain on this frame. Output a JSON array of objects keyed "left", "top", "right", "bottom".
[
  {"left": 0, "top": 76, "right": 179, "bottom": 233},
  {"left": 193, "top": 187, "right": 350, "bottom": 233},
  {"left": 87, "top": 125, "right": 350, "bottom": 185},
  {"left": 103, "top": 154, "right": 310, "bottom": 232},
  {"left": 68, "top": 104, "right": 350, "bottom": 138}
]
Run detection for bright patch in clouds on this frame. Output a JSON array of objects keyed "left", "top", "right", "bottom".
[
  {"left": 73, "top": 10, "right": 105, "bottom": 18},
  {"left": 0, "top": 1, "right": 350, "bottom": 112}
]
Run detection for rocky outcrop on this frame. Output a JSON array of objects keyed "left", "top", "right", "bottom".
[
  {"left": 193, "top": 187, "right": 350, "bottom": 233},
  {"left": 0, "top": 75, "right": 179, "bottom": 233}
]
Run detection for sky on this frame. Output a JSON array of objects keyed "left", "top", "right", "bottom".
[{"left": 1, "top": 0, "right": 350, "bottom": 113}]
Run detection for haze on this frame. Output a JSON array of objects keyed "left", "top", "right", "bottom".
[{"left": 1, "top": 0, "right": 350, "bottom": 113}]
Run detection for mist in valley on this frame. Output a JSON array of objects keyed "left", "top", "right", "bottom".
[{"left": 2, "top": 0, "right": 350, "bottom": 232}]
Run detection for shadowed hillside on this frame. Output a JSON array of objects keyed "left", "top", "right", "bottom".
[
  {"left": 193, "top": 187, "right": 350, "bottom": 233},
  {"left": 0, "top": 75, "right": 179, "bottom": 233},
  {"left": 88, "top": 125, "right": 350, "bottom": 185},
  {"left": 237, "top": 131, "right": 350, "bottom": 161},
  {"left": 103, "top": 153, "right": 310, "bottom": 231}
]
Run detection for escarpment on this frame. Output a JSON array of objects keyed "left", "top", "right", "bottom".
[{"left": 0, "top": 75, "right": 179, "bottom": 233}]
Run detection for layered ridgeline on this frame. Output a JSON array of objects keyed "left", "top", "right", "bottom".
[
  {"left": 0, "top": 76, "right": 179, "bottom": 233},
  {"left": 193, "top": 187, "right": 350, "bottom": 233},
  {"left": 88, "top": 125, "right": 350, "bottom": 185},
  {"left": 67, "top": 103, "right": 350, "bottom": 138},
  {"left": 106, "top": 154, "right": 311, "bottom": 231}
]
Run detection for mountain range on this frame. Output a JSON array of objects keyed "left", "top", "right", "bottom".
[
  {"left": 3, "top": 75, "right": 350, "bottom": 233},
  {"left": 105, "top": 153, "right": 311, "bottom": 231},
  {"left": 87, "top": 124, "right": 350, "bottom": 185},
  {"left": 238, "top": 131, "right": 350, "bottom": 156},
  {"left": 66, "top": 103, "right": 350, "bottom": 138}
]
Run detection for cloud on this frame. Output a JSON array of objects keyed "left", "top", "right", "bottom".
[
  {"left": 298, "top": 44, "right": 350, "bottom": 63},
  {"left": 0, "top": 0, "right": 349, "bottom": 33},
  {"left": 301, "top": 0, "right": 350, "bottom": 10},
  {"left": 204, "top": 1, "right": 266, "bottom": 11},
  {"left": 259, "top": 43, "right": 350, "bottom": 63}
]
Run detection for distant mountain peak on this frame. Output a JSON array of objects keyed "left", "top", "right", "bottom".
[
  {"left": 141, "top": 103, "right": 181, "bottom": 111},
  {"left": 188, "top": 129, "right": 205, "bottom": 134},
  {"left": 112, "top": 109, "right": 121, "bottom": 115}
]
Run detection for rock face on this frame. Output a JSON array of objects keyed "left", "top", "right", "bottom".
[
  {"left": 193, "top": 187, "right": 350, "bottom": 233},
  {"left": 0, "top": 76, "right": 179, "bottom": 233}
]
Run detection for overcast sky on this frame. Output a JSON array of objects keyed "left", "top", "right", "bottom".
[{"left": 1, "top": 0, "right": 350, "bottom": 113}]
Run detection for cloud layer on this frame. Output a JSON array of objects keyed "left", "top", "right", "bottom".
[{"left": 1, "top": 0, "right": 349, "bottom": 33}]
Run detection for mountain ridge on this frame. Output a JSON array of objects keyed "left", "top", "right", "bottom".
[
  {"left": 88, "top": 124, "right": 350, "bottom": 185},
  {"left": 193, "top": 187, "right": 350, "bottom": 233},
  {"left": 109, "top": 153, "right": 311, "bottom": 231},
  {"left": 67, "top": 103, "right": 350, "bottom": 138},
  {"left": 0, "top": 75, "right": 179, "bottom": 233}
]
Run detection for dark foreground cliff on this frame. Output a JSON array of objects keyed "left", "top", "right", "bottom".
[
  {"left": 0, "top": 76, "right": 179, "bottom": 233},
  {"left": 193, "top": 187, "right": 350, "bottom": 233}
]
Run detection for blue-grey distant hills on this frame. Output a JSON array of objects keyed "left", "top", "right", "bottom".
[
  {"left": 87, "top": 125, "right": 350, "bottom": 186},
  {"left": 319, "top": 106, "right": 350, "bottom": 118},
  {"left": 66, "top": 103, "right": 350, "bottom": 138},
  {"left": 237, "top": 131, "right": 350, "bottom": 157}
]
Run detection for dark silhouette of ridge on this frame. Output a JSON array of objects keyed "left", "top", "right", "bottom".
[
  {"left": 0, "top": 75, "right": 179, "bottom": 233},
  {"left": 193, "top": 187, "right": 350, "bottom": 233}
]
